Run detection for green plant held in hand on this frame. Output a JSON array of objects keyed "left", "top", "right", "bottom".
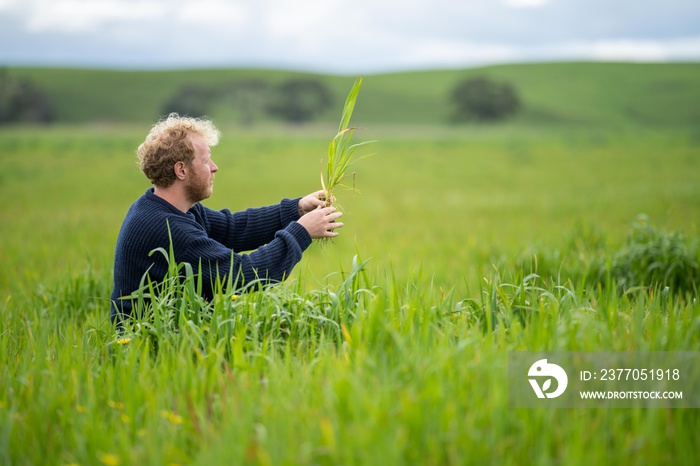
[{"left": 320, "top": 76, "right": 375, "bottom": 208}]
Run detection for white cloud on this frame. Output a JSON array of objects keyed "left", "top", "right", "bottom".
[
  {"left": 590, "top": 40, "right": 666, "bottom": 61},
  {"left": 263, "top": 0, "right": 366, "bottom": 41},
  {"left": 25, "top": 0, "right": 165, "bottom": 33},
  {"left": 588, "top": 37, "right": 700, "bottom": 61},
  {"left": 502, "top": 0, "right": 550, "bottom": 8},
  {"left": 390, "top": 38, "right": 518, "bottom": 69},
  {"left": 352, "top": 35, "right": 700, "bottom": 73},
  {"left": 176, "top": 1, "right": 249, "bottom": 27},
  {"left": 0, "top": 0, "right": 21, "bottom": 12}
]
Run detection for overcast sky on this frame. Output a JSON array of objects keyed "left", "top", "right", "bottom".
[{"left": 1, "top": 0, "right": 699, "bottom": 73}]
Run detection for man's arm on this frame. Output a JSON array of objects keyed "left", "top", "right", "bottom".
[
  {"left": 201, "top": 190, "right": 332, "bottom": 251},
  {"left": 199, "top": 198, "right": 301, "bottom": 252},
  {"left": 177, "top": 218, "right": 312, "bottom": 297},
  {"left": 177, "top": 201, "right": 342, "bottom": 296}
]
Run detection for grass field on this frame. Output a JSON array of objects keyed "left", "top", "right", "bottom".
[{"left": 1, "top": 64, "right": 700, "bottom": 465}]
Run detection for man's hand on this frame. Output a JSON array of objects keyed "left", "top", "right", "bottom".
[
  {"left": 298, "top": 190, "right": 331, "bottom": 216},
  {"left": 297, "top": 206, "right": 343, "bottom": 239}
]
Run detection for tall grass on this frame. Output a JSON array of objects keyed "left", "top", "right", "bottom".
[
  {"left": 606, "top": 214, "right": 699, "bottom": 293},
  {"left": 1, "top": 251, "right": 698, "bottom": 465},
  {"left": 509, "top": 214, "right": 700, "bottom": 296}
]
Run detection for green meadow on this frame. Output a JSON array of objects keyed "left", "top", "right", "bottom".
[{"left": 1, "top": 63, "right": 700, "bottom": 465}]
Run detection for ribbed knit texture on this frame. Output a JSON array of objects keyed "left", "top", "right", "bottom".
[{"left": 110, "top": 189, "right": 311, "bottom": 323}]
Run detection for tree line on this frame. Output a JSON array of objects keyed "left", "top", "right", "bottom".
[
  {"left": 164, "top": 75, "right": 520, "bottom": 124},
  {"left": 162, "top": 77, "right": 334, "bottom": 125},
  {"left": 0, "top": 71, "right": 521, "bottom": 126}
]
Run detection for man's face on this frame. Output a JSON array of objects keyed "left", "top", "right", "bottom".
[{"left": 184, "top": 132, "right": 218, "bottom": 204}]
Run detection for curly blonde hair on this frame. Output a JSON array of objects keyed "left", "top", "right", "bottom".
[{"left": 137, "top": 113, "right": 221, "bottom": 187}]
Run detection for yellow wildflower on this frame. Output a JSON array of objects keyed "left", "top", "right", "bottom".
[
  {"left": 115, "top": 338, "right": 131, "bottom": 345},
  {"left": 231, "top": 294, "right": 240, "bottom": 301},
  {"left": 160, "top": 410, "right": 184, "bottom": 425},
  {"left": 98, "top": 452, "right": 120, "bottom": 466},
  {"left": 107, "top": 400, "right": 124, "bottom": 410}
]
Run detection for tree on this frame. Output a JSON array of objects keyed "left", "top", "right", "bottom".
[
  {"left": 0, "top": 70, "right": 55, "bottom": 124},
  {"left": 450, "top": 76, "right": 520, "bottom": 122},
  {"left": 161, "top": 84, "right": 217, "bottom": 118},
  {"left": 221, "top": 78, "right": 271, "bottom": 126},
  {"left": 267, "top": 78, "right": 333, "bottom": 123},
  {"left": 0, "top": 69, "right": 9, "bottom": 123}
]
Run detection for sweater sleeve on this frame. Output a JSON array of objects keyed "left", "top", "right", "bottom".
[
  {"left": 171, "top": 213, "right": 312, "bottom": 296},
  {"left": 197, "top": 198, "right": 302, "bottom": 252}
]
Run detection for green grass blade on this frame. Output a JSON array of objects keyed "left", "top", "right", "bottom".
[{"left": 338, "top": 76, "right": 363, "bottom": 133}]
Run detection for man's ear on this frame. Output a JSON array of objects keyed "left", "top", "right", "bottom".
[{"left": 174, "top": 161, "right": 187, "bottom": 180}]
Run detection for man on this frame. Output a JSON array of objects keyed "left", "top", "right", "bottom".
[{"left": 110, "top": 113, "right": 342, "bottom": 325}]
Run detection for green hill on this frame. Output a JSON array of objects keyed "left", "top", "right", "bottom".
[{"left": 4, "top": 62, "right": 700, "bottom": 127}]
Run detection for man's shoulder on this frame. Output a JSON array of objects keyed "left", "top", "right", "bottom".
[
  {"left": 126, "top": 190, "right": 179, "bottom": 217},
  {"left": 120, "top": 190, "right": 184, "bottom": 234}
]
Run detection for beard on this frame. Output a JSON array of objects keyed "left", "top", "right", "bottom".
[{"left": 185, "top": 173, "right": 213, "bottom": 204}]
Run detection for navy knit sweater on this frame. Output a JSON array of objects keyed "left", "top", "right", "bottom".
[{"left": 110, "top": 189, "right": 312, "bottom": 323}]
